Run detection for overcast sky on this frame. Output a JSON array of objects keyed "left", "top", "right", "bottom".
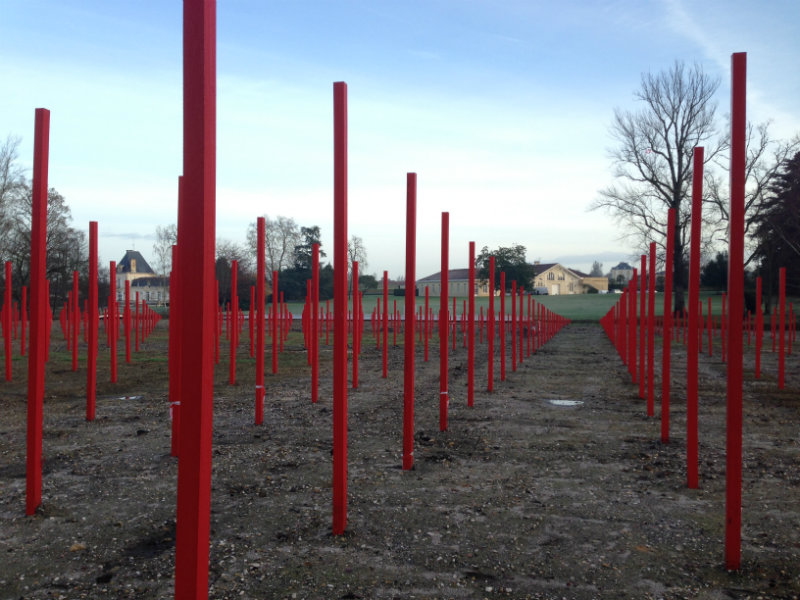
[{"left": 2, "top": 0, "right": 798, "bottom": 279}]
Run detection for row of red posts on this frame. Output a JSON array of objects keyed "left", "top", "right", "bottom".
[{"left": 600, "top": 51, "right": 797, "bottom": 574}]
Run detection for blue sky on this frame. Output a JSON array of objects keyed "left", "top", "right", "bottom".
[{"left": 2, "top": 0, "right": 798, "bottom": 279}]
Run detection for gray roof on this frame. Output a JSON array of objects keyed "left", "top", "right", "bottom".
[{"left": 117, "top": 250, "right": 155, "bottom": 274}]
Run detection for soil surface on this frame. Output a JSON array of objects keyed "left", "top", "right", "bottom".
[{"left": 1, "top": 320, "right": 799, "bottom": 599}]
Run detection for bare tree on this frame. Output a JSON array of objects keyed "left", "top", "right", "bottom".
[
  {"left": 245, "top": 215, "right": 301, "bottom": 281},
  {"left": 347, "top": 235, "right": 368, "bottom": 296},
  {"left": 704, "top": 121, "right": 800, "bottom": 265},
  {"left": 152, "top": 223, "right": 178, "bottom": 277},
  {"left": 0, "top": 135, "right": 26, "bottom": 244},
  {"left": 591, "top": 61, "right": 724, "bottom": 314}
]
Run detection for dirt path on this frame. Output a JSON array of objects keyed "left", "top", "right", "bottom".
[{"left": 1, "top": 322, "right": 798, "bottom": 599}]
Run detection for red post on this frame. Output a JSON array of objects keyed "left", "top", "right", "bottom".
[
  {"left": 134, "top": 291, "right": 140, "bottom": 352},
  {"left": 312, "top": 243, "right": 320, "bottom": 402},
  {"left": 403, "top": 173, "right": 416, "bottom": 470},
  {"left": 488, "top": 256, "right": 495, "bottom": 392},
  {"left": 229, "top": 260, "right": 238, "bottom": 385},
  {"left": 440, "top": 212, "right": 449, "bottom": 431},
  {"left": 72, "top": 271, "right": 79, "bottom": 371},
  {"left": 169, "top": 245, "right": 181, "bottom": 457},
  {"left": 4, "top": 262, "right": 12, "bottom": 381},
  {"left": 687, "top": 146, "right": 704, "bottom": 489},
  {"left": 661, "top": 207, "right": 676, "bottom": 443},
  {"left": 382, "top": 270, "right": 388, "bottom": 378},
  {"left": 424, "top": 286, "right": 429, "bottom": 362},
  {"left": 778, "top": 267, "right": 786, "bottom": 389},
  {"left": 124, "top": 280, "right": 131, "bottom": 363},
  {"left": 272, "top": 271, "right": 278, "bottom": 374},
  {"left": 26, "top": 107, "right": 50, "bottom": 515},
  {"left": 332, "top": 81, "right": 349, "bottom": 535},
  {"left": 647, "top": 242, "right": 656, "bottom": 417},
  {"left": 174, "top": 0, "right": 217, "bottom": 595},
  {"left": 725, "top": 51, "right": 746, "bottom": 572},
  {"left": 511, "top": 280, "right": 517, "bottom": 373},
  {"left": 628, "top": 271, "right": 636, "bottom": 382},
  {"left": 255, "top": 218, "right": 265, "bottom": 424},
  {"left": 500, "top": 271, "right": 506, "bottom": 382},
  {"left": 109, "top": 261, "right": 117, "bottom": 383},
  {"left": 248, "top": 286, "right": 254, "bottom": 358},
  {"left": 468, "top": 242, "right": 475, "bottom": 406},
  {"left": 87, "top": 222, "right": 98, "bottom": 421},
  {"left": 639, "top": 254, "right": 646, "bottom": 399},
  {"left": 352, "top": 261, "right": 359, "bottom": 388},
  {"left": 21, "top": 286, "right": 27, "bottom": 356}
]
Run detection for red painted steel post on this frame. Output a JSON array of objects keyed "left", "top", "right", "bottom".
[
  {"left": 124, "top": 280, "right": 131, "bottom": 363},
  {"left": 72, "top": 271, "right": 79, "bottom": 371},
  {"left": 440, "top": 212, "right": 449, "bottom": 431},
  {"left": 4, "top": 262, "right": 12, "bottom": 380},
  {"left": 87, "top": 223, "right": 97, "bottom": 421},
  {"left": 500, "top": 271, "right": 506, "bottom": 381},
  {"left": 647, "top": 242, "right": 656, "bottom": 417},
  {"left": 21, "top": 286, "right": 27, "bottom": 356},
  {"left": 312, "top": 244, "right": 320, "bottom": 402},
  {"left": 332, "top": 81, "right": 349, "bottom": 536},
  {"left": 687, "top": 146, "right": 704, "bottom": 489},
  {"left": 468, "top": 242, "right": 475, "bottom": 406},
  {"left": 661, "top": 208, "right": 676, "bottom": 443},
  {"left": 272, "top": 271, "right": 278, "bottom": 374},
  {"left": 511, "top": 280, "right": 517, "bottom": 372},
  {"left": 109, "top": 261, "right": 117, "bottom": 383},
  {"left": 778, "top": 267, "right": 786, "bottom": 389},
  {"left": 488, "top": 256, "right": 495, "bottom": 392},
  {"left": 403, "top": 172, "right": 417, "bottom": 470},
  {"left": 25, "top": 108, "right": 49, "bottom": 515},
  {"left": 725, "top": 51, "right": 746, "bottom": 573},
  {"left": 174, "top": 0, "right": 217, "bottom": 595},
  {"left": 352, "top": 261, "right": 359, "bottom": 388},
  {"left": 639, "top": 255, "right": 646, "bottom": 399},
  {"left": 628, "top": 272, "right": 636, "bottom": 382},
  {"left": 135, "top": 292, "right": 140, "bottom": 352},
  {"left": 169, "top": 245, "right": 181, "bottom": 457},
  {"left": 229, "top": 261, "right": 238, "bottom": 385},
  {"left": 382, "top": 270, "right": 388, "bottom": 378},
  {"left": 255, "top": 217, "right": 265, "bottom": 424},
  {"left": 424, "top": 286, "right": 429, "bottom": 362},
  {"left": 248, "top": 286, "right": 254, "bottom": 358}
]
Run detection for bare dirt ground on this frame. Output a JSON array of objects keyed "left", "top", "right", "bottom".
[{"left": 1, "top": 320, "right": 799, "bottom": 599}]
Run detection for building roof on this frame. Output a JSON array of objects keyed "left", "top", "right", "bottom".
[
  {"left": 611, "top": 262, "right": 633, "bottom": 271},
  {"left": 417, "top": 268, "right": 472, "bottom": 283},
  {"left": 131, "top": 276, "right": 169, "bottom": 287},
  {"left": 117, "top": 250, "right": 155, "bottom": 274}
]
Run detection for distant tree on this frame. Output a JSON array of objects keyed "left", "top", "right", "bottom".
[
  {"left": 152, "top": 223, "right": 177, "bottom": 277},
  {"left": 700, "top": 252, "right": 727, "bottom": 289},
  {"left": 0, "top": 135, "right": 25, "bottom": 234},
  {"left": 590, "top": 61, "right": 724, "bottom": 315},
  {"left": 293, "top": 225, "right": 325, "bottom": 271},
  {"left": 245, "top": 215, "right": 301, "bottom": 282},
  {"left": 358, "top": 273, "right": 378, "bottom": 292},
  {"left": 589, "top": 261, "right": 604, "bottom": 277},
  {"left": 476, "top": 244, "right": 534, "bottom": 291},
  {"left": 347, "top": 235, "right": 368, "bottom": 297}
]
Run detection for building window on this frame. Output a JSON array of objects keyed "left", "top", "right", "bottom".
[
  {"left": 569, "top": 283, "right": 574, "bottom": 292},
  {"left": 547, "top": 272, "right": 554, "bottom": 281}
]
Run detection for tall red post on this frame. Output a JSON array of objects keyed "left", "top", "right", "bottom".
[
  {"left": 21, "top": 286, "right": 27, "bottom": 356},
  {"left": 487, "top": 256, "right": 495, "bottom": 392},
  {"left": 109, "top": 261, "right": 117, "bottom": 383},
  {"left": 403, "top": 173, "right": 417, "bottom": 470},
  {"left": 72, "top": 271, "right": 79, "bottom": 371},
  {"left": 229, "top": 260, "right": 238, "bottom": 385},
  {"left": 778, "top": 267, "right": 786, "bottom": 389},
  {"left": 382, "top": 270, "right": 388, "bottom": 378},
  {"left": 468, "top": 242, "right": 475, "bottom": 406},
  {"left": 4, "top": 262, "right": 12, "bottom": 380},
  {"left": 25, "top": 107, "right": 49, "bottom": 516},
  {"left": 440, "top": 212, "right": 449, "bottom": 431},
  {"left": 134, "top": 291, "right": 140, "bottom": 352},
  {"left": 87, "top": 222, "right": 98, "bottom": 420},
  {"left": 628, "top": 271, "right": 636, "bottom": 382},
  {"left": 352, "top": 261, "right": 359, "bottom": 388},
  {"left": 500, "top": 271, "right": 506, "bottom": 381},
  {"left": 312, "top": 243, "right": 320, "bottom": 402},
  {"left": 647, "top": 242, "right": 656, "bottom": 417},
  {"left": 272, "top": 270, "right": 278, "bottom": 374},
  {"left": 661, "top": 208, "right": 676, "bottom": 443},
  {"left": 639, "top": 254, "right": 646, "bottom": 399},
  {"left": 124, "top": 280, "right": 131, "bottom": 363},
  {"left": 174, "top": 0, "right": 217, "bottom": 595},
  {"left": 424, "top": 286, "right": 429, "bottom": 362},
  {"left": 255, "top": 218, "right": 265, "bottom": 424},
  {"left": 332, "top": 81, "right": 349, "bottom": 535},
  {"left": 725, "top": 51, "right": 746, "bottom": 572},
  {"left": 511, "top": 280, "right": 517, "bottom": 373},
  {"left": 687, "top": 146, "right": 704, "bottom": 489}
]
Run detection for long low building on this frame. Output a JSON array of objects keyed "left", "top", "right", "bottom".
[{"left": 416, "top": 262, "right": 608, "bottom": 296}]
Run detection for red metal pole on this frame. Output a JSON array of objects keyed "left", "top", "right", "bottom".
[
  {"left": 109, "top": 261, "right": 117, "bottom": 383},
  {"left": 687, "top": 146, "right": 703, "bottom": 489},
  {"left": 174, "top": 0, "right": 217, "bottom": 594},
  {"left": 4, "top": 262, "right": 12, "bottom": 381},
  {"left": 661, "top": 208, "right": 676, "bottom": 443},
  {"left": 403, "top": 172, "right": 416, "bottom": 470},
  {"left": 332, "top": 81, "right": 349, "bottom": 536},
  {"left": 500, "top": 271, "right": 506, "bottom": 382},
  {"left": 352, "top": 261, "right": 359, "bottom": 388},
  {"left": 382, "top": 270, "right": 388, "bottom": 378},
  {"left": 71, "top": 271, "right": 79, "bottom": 371},
  {"left": 725, "top": 51, "right": 746, "bottom": 572},
  {"left": 628, "top": 271, "right": 636, "bottom": 382},
  {"left": 511, "top": 280, "right": 517, "bottom": 372},
  {"left": 639, "top": 254, "right": 646, "bottom": 399},
  {"left": 26, "top": 107, "right": 49, "bottom": 515},
  {"left": 778, "top": 267, "right": 786, "bottom": 389},
  {"left": 255, "top": 217, "right": 265, "bottom": 424},
  {"left": 87, "top": 222, "right": 97, "bottom": 421},
  {"left": 248, "top": 286, "right": 254, "bottom": 358},
  {"left": 124, "top": 280, "right": 131, "bottom": 363},
  {"left": 21, "top": 286, "right": 27, "bottom": 356},
  {"left": 468, "top": 242, "right": 475, "bottom": 406},
  {"left": 488, "top": 256, "right": 495, "bottom": 392},
  {"left": 647, "top": 242, "right": 656, "bottom": 417},
  {"left": 229, "top": 261, "right": 238, "bottom": 385},
  {"left": 424, "top": 285, "right": 429, "bottom": 362},
  {"left": 272, "top": 271, "right": 278, "bottom": 374},
  {"left": 312, "top": 243, "right": 320, "bottom": 402},
  {"left": 440, "top": 212, "right": 449, "bottom": 431}
]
